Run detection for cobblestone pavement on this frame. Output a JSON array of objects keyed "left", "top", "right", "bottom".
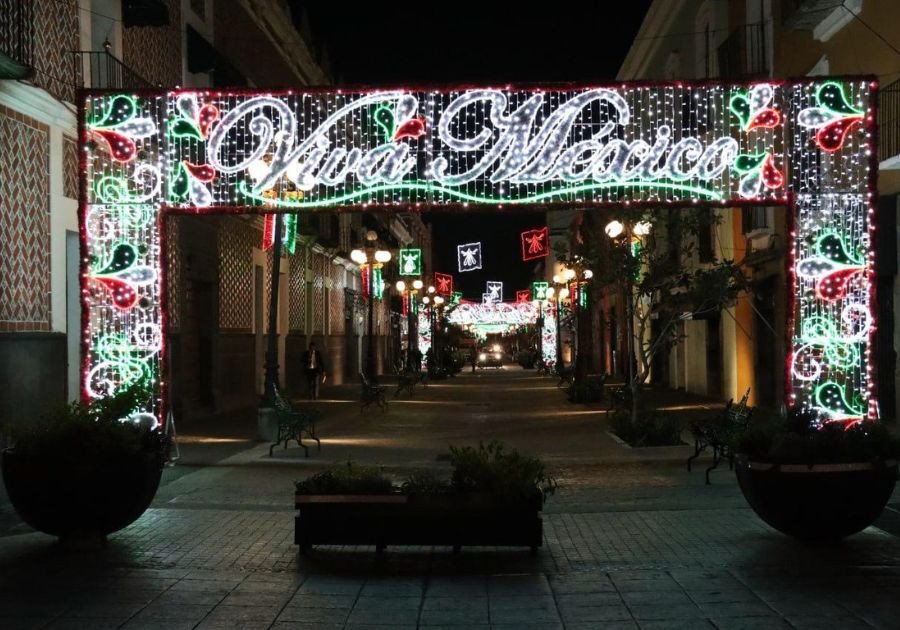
[{"left": 1, "top": 367, "right": 899, "bottom": 629}]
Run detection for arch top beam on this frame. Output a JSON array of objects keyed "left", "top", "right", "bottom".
[{"left": 79, "top": 78, "right": 878, "bottom": 425}]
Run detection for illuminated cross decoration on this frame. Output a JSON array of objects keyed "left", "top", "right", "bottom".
[
  {"left": 521, "top": 226, "right": 549, "bottom": 261},
  {"left": 486, "top": 281, "right": 503, "bottom": 302},
  {"left": 434, "top": 272, "right": 453, "bottom": 296},
  {"left": 457, "top": 242, "right": 482, "bottom": 272},
  {"left": 398, "top": 248, "right": 422, "bottom": 276}
]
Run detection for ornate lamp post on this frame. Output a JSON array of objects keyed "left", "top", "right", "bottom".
[
  {"left": 546, "top": 276, "right": 569, "bottom": 372},
  {"left": 350, "top": 230, "right": 391, "bottom": 383},
  {"left": 395, "top": 278, "right": 424, "bottom": 369}
]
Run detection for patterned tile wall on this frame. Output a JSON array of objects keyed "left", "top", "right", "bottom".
[
  {"left": 33, "top": 0, "right": 78, "bottom": 103},
  {"left": 330, "top": 263, "right": 345, "bottom": 335},
  {"left": 122, "top": 0, "right": 182, "bottom": 87},
  {"left": 312, "top": 253, "right": 325, "bottom": 334},
  {"left": 289, "top": 246, "right": 307, "bottom": 333},
  {"left": 217, "top": 218, "right": 257, "bottom": 330},
  {"left": 0, "top": 108, "right": 50, "bottom": 331},
  {"left": 63, "top": 136, "right": 78, "bottom": 199},
  {"left": 164, "top": 217, "right": 182, "bottom": 331}
]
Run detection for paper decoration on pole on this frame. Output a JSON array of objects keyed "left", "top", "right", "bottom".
[
  {"left": 532, "top": 281, "right": 549, "bottom": 300},
  {"left": 262, "top": 213, "right": 298, "bottom": 254},
  {"left": 434, "top": 272, "right": 453, "bottom": 296},
  {"left": 486, "top": 281, "right": 503, "bottom": 302},
  {"left": 516, "top": 290, "right": 531, "bottom": 303},
  {"left": 521, "top": 226, "right": 549, "bottom": 261},
  {"left": 457, "top": 242, "right": 482, "bottom": 272},
  {"left": 398, "top": 248, "right": 422, "bottom": 276}
]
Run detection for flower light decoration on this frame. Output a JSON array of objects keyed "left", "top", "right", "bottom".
[{"left": 80, "top": 79, "right": 876, "bottom": 429}]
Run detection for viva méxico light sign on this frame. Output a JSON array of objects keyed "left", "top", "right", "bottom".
[{"left": 81, "top": 79, "right": 877, "bottom": 426}]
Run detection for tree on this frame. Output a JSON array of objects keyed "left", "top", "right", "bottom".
[{"left": 561, "top": 208, "right": 749, "bottom": 422}]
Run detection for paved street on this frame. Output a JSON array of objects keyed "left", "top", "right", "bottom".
[{"left": 2, "top": 367, "right": 900, "bottom": 629}]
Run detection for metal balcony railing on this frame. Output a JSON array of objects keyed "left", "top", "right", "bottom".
[
  {"left": 716, "top": 23, "right": 769, "bottom": 78},
  {"left": 72, "top": 48, "right": 152, "bottom": 90},
  {"left": 0, "top": 0, "right": 35, "bottom": 79},
  {"left": 879, "top": 79, "right": 900, "bottom": 163}
]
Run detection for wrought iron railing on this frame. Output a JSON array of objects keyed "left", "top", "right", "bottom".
[
  {"left": 879, "top": 79, "right": 900, "bottom": 163},
  {"left": 0, "top": 0, "right": 35, "bottom": 79},
  {"left": 72, "top": 49, "right": 152, "bottom": 90},
  {"left": 717, "top": 23, "right": 769, "bottom": 78}
]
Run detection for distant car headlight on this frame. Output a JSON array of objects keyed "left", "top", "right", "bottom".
[{"left": 478, "top": 353, "right": 486, "bottom": 361}]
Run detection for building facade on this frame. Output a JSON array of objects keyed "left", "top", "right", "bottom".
[{"left": 0, "top": 0, "right": 432, "bottom": 429}]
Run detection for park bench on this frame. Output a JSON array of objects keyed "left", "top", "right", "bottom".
[
  {"left": 687, "top": 388, "right": 753, "bottom": 484},
  {"left": 605, "top": 385, "right": 633, "bottom": 417},
  {"left": 567, "top": 373, "right": 608, "bottom": 403},
  {"left": 269, "top": 386, "right": 321, "bottom": 457},
  {"left": 360, "top": 372, "right": 388, "bottom": 412},
  {"left": 556, "top": 364, "right": 575, "bottom": 388}
]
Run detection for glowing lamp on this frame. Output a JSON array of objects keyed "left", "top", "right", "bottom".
[
  {"left": 350, "top": 249, "right": 367, "bottom": 264},
  {"left": 633, "top": 221, "right": 652, "bottom": 236},
  {"left": 374, "top": 250, "right": 391, "bottom": 263},
  {"left": 395, "top": 280, "right": 406, "bottom": 292},
  {"left": 605, "top": 220, "right": 624, "bottom": 238},
  {"left": 413, "top": 280, "right": 424, "bottom": 290}
]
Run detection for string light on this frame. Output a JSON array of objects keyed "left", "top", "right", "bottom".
[{"left": 81, "top": 80, "right": 875, "bottom": 427}]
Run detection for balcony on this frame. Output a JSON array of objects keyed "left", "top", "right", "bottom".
[
  {"left": 72, "top": 48, "right": 152, "bottom": 90},
  {"left": 0, "top": 0, "right": 34, "bottom": 79},
  {"left": 716, "top": 23, "right": 769, "bottom": 79},
  {"left": 880, "top": 79, "right": 900, "bottom": 168}
]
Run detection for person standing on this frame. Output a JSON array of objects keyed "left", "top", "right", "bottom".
[{"left": 302, "top": 341, "right": 326, "bottom": 400}]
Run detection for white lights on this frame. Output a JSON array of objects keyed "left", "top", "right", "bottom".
[
  {"left": 605, "top": 220, "right": 624, "bottom": 238},
  {"left": 374, "top": 250, "right": 392, "bottom": 264},
  {"left": 633, "top": 221, "right": 652, "bottom": 236},
  {"left": 395, "top": 280, "right": 406, "bottom": 292},
  {"left": 350, "top": 249, "right": 367, "bottom": 265}
]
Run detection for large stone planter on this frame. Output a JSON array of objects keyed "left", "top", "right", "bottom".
[
  {"left": 2, "top": 449, "right": 163, "bottom": 541},
  {"left": 295, "top": 492, "right": 543, "bottom": 552},
  {"left": 735, "top": 456, "right": 897, "bottom": 541}
]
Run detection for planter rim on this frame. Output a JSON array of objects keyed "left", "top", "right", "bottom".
[{"left": 736, "top": 458, "right": 897, "bottom": 473}]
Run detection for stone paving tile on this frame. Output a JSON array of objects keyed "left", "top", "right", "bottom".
[
  {"left": 351, "top": 595, "right": 421, "bottom": 609},
  {"left": 346, "top": 606, "right": 421, "bottom": 625},
  {"left": 418, "top": 605, "right": 490, "bottom": 625},
  {"left": 488, "top": 574, "right": 553, "bottom": 596},
  {"left": 44, "top": 620, "right": 125, "bottom": 630},
  {"left": 60, "top": 600, "right": 148, "bottom": 619},
  {"left": 559, "top": 603, "right": 634, "bottom": 622},
  {"left": 709, "top": 618, "right": 794, "bottom": 630},
  {"left": 682, "top": 588, "right": 762, "bottom": 604},
  {"left": 696, "top": 601, "right": 779, "bottom": 618},
  {"left": 120, "top": 619, "right": 199, "bottom": 630},
  {"left": 425, "top": 577, "right": 487, "bottom": 596},
  {"left": 286, "top": 593, "right": 358, "bottom": 608},
  {"left": 490, "top": 622, "right": 563, "bottom": 630},
  {"left": 219, "top": 589, "right": 294, "bottom": 607},
  {"left": 275, "top": 606, "right": 351, "bottom": 623},
  {"left": 421, "top": 595, "right": 489, "bottom": 611},
  {"left": 198, "top": 604, "right": 280, "bottom": 622},
  {"left": 488, "top": 594, "right": 557, "bottom": 611},
  {"left": 635, "top": 621, "right": 716, "bottom": 630},
  {"left": 567, "top": 623, "right": 639, "bottom": 630},
  {"left": 0, "top": 619, "right": 53, "bottom": 630},
  {"left": 785, "top": 617, "right": 875, "bottom": 630},
  {"left": 153, "top": 589, "right": 230, "bottom": 606},
  {"left": 488, "top": 603, "right": 562, "bottom": 624},
  {"left": 622, "top": 590, "right": 695, "bottom": 605},
  {"left": 270, "top": 624, "right": 343, "bottom": 630},
  {"left": 556, "top": 591, "right": 625, "bottom": 607},
  {"left": 628, "top": 603, "right": 707, "bottom": 621}
]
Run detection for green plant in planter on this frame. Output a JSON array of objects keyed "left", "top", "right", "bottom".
[
  {"left": 294, "top": 461, "right": 394, "bottom": 495},
  {"left": 735, "top": 410, "right": 900, "bottom": 464},
  {"left": 609, "top": 409, "right": 684, "bottom": 447},
  {"left": 449, "top": 441, "right": 558, "bottom": 503},
  {"left": 732, "top": 408, "right": 900, "bottom": 541},
  {"left": 2, "top": 378, "right": 168, "bottom": 539}
]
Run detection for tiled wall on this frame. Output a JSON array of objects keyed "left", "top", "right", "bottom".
[
  {"left": 165, "top": 218, "right": 182, "bottom": 331},
  {"left": 218, "top": 219, "right": 257, "bottom": 331},
  {"left": 289, "top": 246, "right": 307, "bottom": 333},
  {"left": 122, "top": 0, "right": 182, "bottom": 86},
  {"left": 330, "top": 264, "right": 345, "bottom": 335},
  {"left": 62, "top": 136, "right": 78, "bottom": 199},
  {"left": 0, "top": 107, "right": 50, "bottom": 331},
  {"left": 312, "top": 253, "right": 325, "bottom": 334},
  {"left": 33, "top": 0, "right": 78, "bottom": 103}
]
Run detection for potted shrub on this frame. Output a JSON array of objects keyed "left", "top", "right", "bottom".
[
  {"left": 1, "top": 379, "right": 168, "bottom": 543},
  {"left": 294, "top": 441, "right": 556, "bottom": 552},
  {"left": 734, "top": 409, "right": 899, "bottom": 541}
]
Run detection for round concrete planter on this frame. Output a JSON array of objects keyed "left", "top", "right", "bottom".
[
  {"left": 2, "top": 449, "right": 163, "bottom": 541},
  {"left": 735, "top": 456, "right": 897, "bottom": 541}
]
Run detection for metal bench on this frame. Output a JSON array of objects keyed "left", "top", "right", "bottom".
[
  {"left": 687, "top": 388, "right": 753, "bottom": 484},
  {"left": 360, "top": 372, "right": 388, "bottom": 412},
  {"left": 269, "top": 386, "right": 321, "bottom": 457},
  {"left": 605, "top": 385, "right": 633, "bottom": 417}
]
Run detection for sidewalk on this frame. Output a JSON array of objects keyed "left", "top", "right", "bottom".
[{"left": 1, "top": 367, "right": 899, "bottom": 629}]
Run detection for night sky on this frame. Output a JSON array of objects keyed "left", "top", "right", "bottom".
[{"left": 301, "top": 2, "right": 652, "bottom": 299}]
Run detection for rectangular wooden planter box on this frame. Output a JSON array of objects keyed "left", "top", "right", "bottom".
[{"left": 294, "top": 492, "right": 543, "bottom": 552}]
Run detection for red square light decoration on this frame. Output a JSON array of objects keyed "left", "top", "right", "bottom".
[
  {"left": 434, "top": 272, "right": 453, "bottom": 296},
  {"left": 516, "top": 290, "right": 531, "bottom": 303},
  {"left": 521, "top": 227, "right": 549, "bottom": 261}
]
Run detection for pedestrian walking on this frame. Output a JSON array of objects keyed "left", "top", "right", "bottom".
[{"left": 302, "top": 341, "right": 326, "bottom": 400}]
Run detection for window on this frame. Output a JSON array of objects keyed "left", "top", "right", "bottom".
[
  {"left": 742, "top": 206, "right": 771, "bottom": 233},
  {"left": 698, "top": 209, "right": 715, "bottom": 263}
]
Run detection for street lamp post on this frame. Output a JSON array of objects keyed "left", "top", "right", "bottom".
[
  {"left": 395, "top": 278, "right": 424, "bottom": 370},
  {"left": 605, "top": 219, "right": 651, "bottom": 420},
  {"left": 261, "top": 213, "right": 284, "bottom": 407},
  {"left": 351, "top": 231, "right": 391, "bottom": 384}
]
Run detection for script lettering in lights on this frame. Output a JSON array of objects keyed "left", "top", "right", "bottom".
[{"left": 81, "top": 79, "right": 876, "bottom": 429}]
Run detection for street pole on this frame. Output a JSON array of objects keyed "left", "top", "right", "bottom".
[
  {"left": 262, "top": 213, "right": 283, "bottom": 407},
  {"left": 367, "top": 263, "right": 376, "bottom": 383},
  {"left": 555, "top": 295, "right": 563, "bottom": 370}
]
